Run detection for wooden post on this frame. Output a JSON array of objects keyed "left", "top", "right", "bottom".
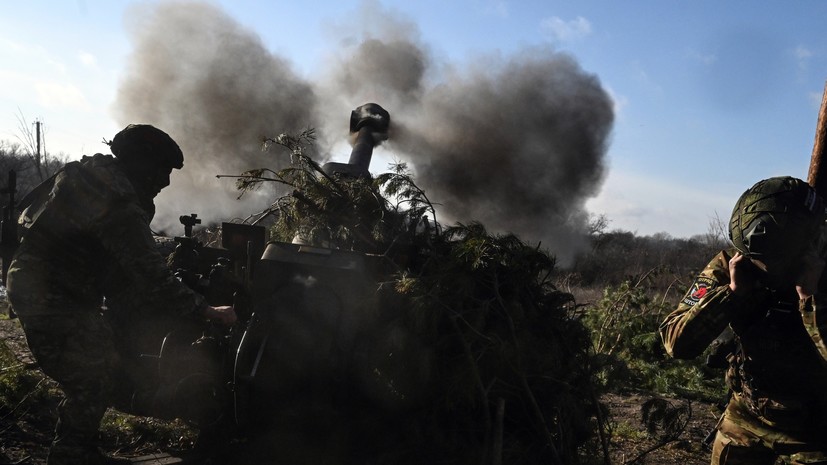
[
  {"left": 804, "top": 80, "right": 827, "bottom": 366},
  {"left": 807, "top": 80, "right": 827, "bottom": 193}
]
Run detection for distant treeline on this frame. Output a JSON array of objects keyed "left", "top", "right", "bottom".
[
  {"left": 562, "top": 215, "right": 731, "bottom": 291},
  {"left": 0, "top": 140, "right": 67, "bottom": 204}
]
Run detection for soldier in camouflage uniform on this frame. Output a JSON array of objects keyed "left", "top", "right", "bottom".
[
  {"left": 660, "top": 176, "right": 827, "bottom": 464},
  {"left": 6, "top": 124, "right": 237, "bottom": 465}
]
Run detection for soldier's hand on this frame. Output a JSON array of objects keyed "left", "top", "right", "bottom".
[
  {"left": 729, "top": 252, "right": 759, "bottom": 296},
  {"left": 204, "top": 305, "right": 237, "bottom": 326},
  {"left": 795, "top": 252, "right": 825, "bottom": 300}
]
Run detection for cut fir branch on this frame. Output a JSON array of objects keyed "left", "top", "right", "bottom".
[{"left": 226, "top": 129, "right": 603, "bottom": 463}]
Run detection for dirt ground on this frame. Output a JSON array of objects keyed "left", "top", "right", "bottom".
[{"left": 0, "top": 314, "right": 719, "bottom": 465}]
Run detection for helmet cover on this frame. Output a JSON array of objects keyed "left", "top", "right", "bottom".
[
  {"left": 729, "top": 176, "right": 826, "bottom": 275},
  {"left": 109, "top": 124, "right": 184, "bottom": 170}
]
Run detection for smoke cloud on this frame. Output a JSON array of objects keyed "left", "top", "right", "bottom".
[
  {"left": 390, "top": 51, "right": 612, "bottom": 263},
  {"left": 113, "top": 1, "right": 613, "bottom": 262},
  {"left": 114, "top": 1, "right": 317, "bottom": 234}
]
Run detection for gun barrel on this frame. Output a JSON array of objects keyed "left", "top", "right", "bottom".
[
  {"left": 348, "top": 127, "right": 377, "bottom": 172},
  {"left": 323, "top": 103, "right": 390, "bottom": 178}
]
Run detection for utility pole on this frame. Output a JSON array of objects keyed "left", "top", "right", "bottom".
[
  {"left": 34, "top": 119, "right": 44, "bottom": 181},
  {"left": 35, "top": 120, "right": 41, "bottom": 160}
]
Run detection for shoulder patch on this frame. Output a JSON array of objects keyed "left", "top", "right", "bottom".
[{"left": 682, "top": 276, "right": 715, "bottom": 307}]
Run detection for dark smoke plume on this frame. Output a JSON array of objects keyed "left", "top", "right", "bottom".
[
  {"left": 114, "top": 1, "right": 316, "bottom": 234},
  {"left": 113, "top": 1, "right": 613, "bottom": 262},
  {"left": 398, "top": 51, "right": 613, "bottom": 263},
  {"left": 316, "top": 3, "right": 613, "bottom": 263}
]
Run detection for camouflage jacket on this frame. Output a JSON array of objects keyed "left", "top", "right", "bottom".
[
  {"left": 660, "top": 249, "right": 827, "bottom": 407},
  {"left": 6, "top": 153, "right": 205, "bottom": 318}
]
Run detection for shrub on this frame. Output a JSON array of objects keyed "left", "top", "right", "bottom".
[
  {"left": 583, "top": 275, "right": 727, "bottom": 401},
  {"left": 228, "top": 131, "right": 607, "bottom": 464}
]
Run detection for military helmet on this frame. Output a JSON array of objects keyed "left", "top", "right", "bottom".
[
  {"left": 109, "top": 124, "right": 184, "bottom": 170},
  {"left": 729, "top": 176, "right": 825, "bottom": 274}
]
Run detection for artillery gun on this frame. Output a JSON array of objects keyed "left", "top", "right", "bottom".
[{"left": 118, "top": 104, "right": 425, "bottom": 464}]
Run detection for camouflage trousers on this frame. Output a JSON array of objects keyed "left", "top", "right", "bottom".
[
  {"left": 17, "top": 312, "right": 119, "bottom": 464},
  {"left": 711, "top": 393, "right": 827, "bottom": 465}
]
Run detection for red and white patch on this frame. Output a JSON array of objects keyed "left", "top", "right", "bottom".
[{"left": 682, "top": 277, "right": 715, "bottom": 307}]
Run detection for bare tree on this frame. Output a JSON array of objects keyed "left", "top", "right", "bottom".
[
  {"left": 692, "top": 212, "right": 731, "bottom": 256},
  {"left": 15, "top": 110, "right": 47, "bottom": 182},
  {"left": 588, "top": 213, "right": 610, "bottom": 237},
  {"left": 0, "top": 139, "right": 67, "bottom": 201}
]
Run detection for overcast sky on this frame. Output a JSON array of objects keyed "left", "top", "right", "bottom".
[{"left": 2, "top": 0, "right": 826, "bottom": 246}]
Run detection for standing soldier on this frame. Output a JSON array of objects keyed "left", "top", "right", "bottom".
[
  {"left": 6, "top": 124, "right": 237, "bottom": 465},
  {"left": 660, "top": 176, "right": 827, "bottom": 464}
]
